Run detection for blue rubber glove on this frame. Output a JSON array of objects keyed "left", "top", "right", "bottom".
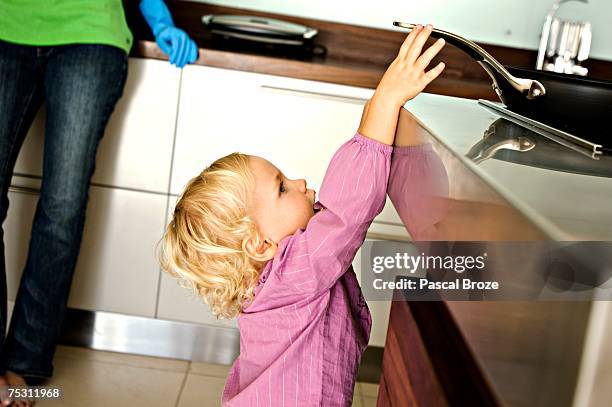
[{"left": 140, "top": 0, "right": 198, "bottom": 68}]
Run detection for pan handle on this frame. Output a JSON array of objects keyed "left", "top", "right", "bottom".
[{"left": 393, "top": 22, "right": 546, "bottom": 100}]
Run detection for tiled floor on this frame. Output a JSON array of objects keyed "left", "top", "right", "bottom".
[{"left": 26, "top": 346, "right": 379, "bottom": 406}]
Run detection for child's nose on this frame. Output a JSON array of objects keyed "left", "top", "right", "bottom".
[{"left": 296, "top": 178, "right": 307, "bottom": 193}]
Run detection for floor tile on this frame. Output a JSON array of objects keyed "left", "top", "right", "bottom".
[
  {"left": 188, "top": 361, "right": 231, "bottom": 378},
  {"left": 363, "top": 396, "right": 377, "bottom": 407},
  {"left": 352, "top": 382, "right": 363, "bottom": 407},
  {"left": 55, "top": 345, "right": 189, "bottom": 372},
  {"left": 177, "top": 374, "right": 226, "bottom": 407},
  {"left": 9, "top": 346, "right": 380, "bottom": 406},
  {"left": 36, "top": 355, "right": 185, "bottom": 407},
  {"left": 360, "top": 382, "right": 379, "bottom": 398}
]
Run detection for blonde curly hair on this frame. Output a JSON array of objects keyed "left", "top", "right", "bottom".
[{"left": 159, "top": 153, "right": 265, "bottom": 319}]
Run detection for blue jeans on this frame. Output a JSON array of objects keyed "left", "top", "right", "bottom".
[{"left": 0, "top": 40, "right": 128, "bottom": 381}]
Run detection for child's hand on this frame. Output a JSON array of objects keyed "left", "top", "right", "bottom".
[
  {"left": 375, "top": 24, "right": 446, "bottom": 107},
  {"left": 358, "top": 24, "right": 445, "bottom": 146}
]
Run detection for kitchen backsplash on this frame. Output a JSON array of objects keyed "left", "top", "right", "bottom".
[{"left": 186, "top": 0, "right": 611, "bottom": 62}]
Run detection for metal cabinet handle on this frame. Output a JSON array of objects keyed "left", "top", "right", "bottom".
[{"left": 260, "top": 85, "right": 370, "bottom": 105}]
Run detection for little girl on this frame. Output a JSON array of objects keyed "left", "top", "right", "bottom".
[{"left": 160, "top": 25, "right": 445, "bottom": 406}]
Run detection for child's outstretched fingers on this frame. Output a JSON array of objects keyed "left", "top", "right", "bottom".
[
  {"left": 425, "top": 62, "right": 446, "bottom": 84},
  {"left": 405, "top": 24, "right": 434, "bottom": 64},
  {"left": 360, "top": 24, "right": 447, "bottom": 144},
  {"left": 416, "top": 37, "right": 446, "bottom": 71},
  {"left": 397, "top": 24, "right": 423, "bottom": 59}
]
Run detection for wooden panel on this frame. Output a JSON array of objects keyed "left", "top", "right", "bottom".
[
  {"left": 446, "top": 301, "right": 591, "bottom": 407},
  {"left": 380, "top": 291, "right": 500, "bottom": 406},
  {"left": 383, "top": 301, "right": 442, "bottom": 406},
  {"left": 377, "top": 374, "right": 390, "bottom": 407}
]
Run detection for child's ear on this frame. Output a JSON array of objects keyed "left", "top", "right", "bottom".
[{"left": 242, "top": 234, "right": 277, "bottom": 262}]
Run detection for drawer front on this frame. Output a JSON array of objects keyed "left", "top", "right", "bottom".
[{"left": 6, "top": 184, "right": 166, "bottom": 317}]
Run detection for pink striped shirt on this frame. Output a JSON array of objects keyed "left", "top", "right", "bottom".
[{"left": 222, "top": 134, "right": 392, "bottom": 406}]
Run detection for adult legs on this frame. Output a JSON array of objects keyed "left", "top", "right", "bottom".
[
  {"left": 0, "top": 40, "right": 44, "bottom": 369},
  {"left": 0, "top": 44, "right": 127, "bottom": 381}
]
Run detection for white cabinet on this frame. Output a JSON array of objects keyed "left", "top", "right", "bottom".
[
  {"left": 68, "top": 186, "right": 166, "bottom": 316},
  {"left": 13, "top": 58, "right": 180, "bottom": 194},
  {"left": 5, "top": 183, "right": 166, "bottom": 317}
]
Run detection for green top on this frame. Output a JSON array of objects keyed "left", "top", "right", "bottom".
[{"left": 0, "top": 0, "right": 133, "bottom": 54}]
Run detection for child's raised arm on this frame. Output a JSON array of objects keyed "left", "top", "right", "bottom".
[
  {"left": 255, "top": 26, "right": 446, "bottom": 304},
  {"left": 359, "top": 24, "right": 445, "bottom": 146}
]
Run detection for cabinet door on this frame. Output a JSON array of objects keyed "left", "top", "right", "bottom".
[
  {"left": 171, "top": 66, "right": 405, "bottom": 238},
  {"left": 13, "top": 58, "right": 179, "bottom": 194},
  {"left": 5, "top": 183, "right": 167, "bottom": 317},
  {"left": 70, "top": 186, "right": 166, "bottom": 316}
]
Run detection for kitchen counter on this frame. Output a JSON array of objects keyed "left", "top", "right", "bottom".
[{"left": 405, "top": 93, "right": 612, "bottom": 241}]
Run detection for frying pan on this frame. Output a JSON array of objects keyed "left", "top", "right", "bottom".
[{"left": 393, "top": 22, "right": 612, "bottom": 147}]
